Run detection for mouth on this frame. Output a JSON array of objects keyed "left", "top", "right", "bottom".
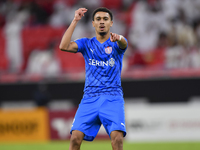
[{"left": 99, "top": 26, "right": 105, "bottom": 31}]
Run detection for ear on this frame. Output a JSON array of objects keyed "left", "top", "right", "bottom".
[
  {"left": 92, "top": 21, "right": 95, "bottom": 27},
  {"left": 110, "top": 21, "right": 113, "bottom": 27}
]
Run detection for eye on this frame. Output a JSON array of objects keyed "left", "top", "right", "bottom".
[
  {"left": 96, "top": 18, "right": 100, "bottom": 21},
  {"left": 104, "top": 18, "right": 108, "bottom": 21}
]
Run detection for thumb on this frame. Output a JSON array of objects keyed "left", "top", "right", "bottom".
[{"left": 110, "top": 32, "right": 113, "bottom": 42}]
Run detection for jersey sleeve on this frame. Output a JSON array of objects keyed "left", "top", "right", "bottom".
[
  {"left": 113, "top": 37, "right": 128, "bottom": 54},
  {"left": 74, "top": 38, "right": 88, "bottom": 54}
]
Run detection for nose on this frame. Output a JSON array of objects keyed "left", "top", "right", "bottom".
[{"left": 100, "top": 19, "right": 104, "bottom": 24}]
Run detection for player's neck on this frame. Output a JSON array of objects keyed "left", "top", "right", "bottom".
[{"left": 96, "top": 32, "right": 110, "bottom": 44}]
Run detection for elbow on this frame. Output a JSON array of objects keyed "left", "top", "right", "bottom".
[
  {"left": 59, "top": 44, "right": 67, "bottom": 51},
  {"left": 59, "top": 48, "right": 65, "bottom": 51}
]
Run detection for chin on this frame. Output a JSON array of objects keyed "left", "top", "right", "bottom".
[{"left": 99, "top": 32, "right": 107, "bottom": 36}]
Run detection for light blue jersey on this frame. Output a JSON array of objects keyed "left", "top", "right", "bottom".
[
  {"left": 71, "top": 36, "right": 128, "bottom": 141},
  {"left": 75, "top": 37, "right": 128, "bottom": 98}
]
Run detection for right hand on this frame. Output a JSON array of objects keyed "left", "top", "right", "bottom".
[{"left": 74, "top": 8, "right": 88, "bottom": 21}]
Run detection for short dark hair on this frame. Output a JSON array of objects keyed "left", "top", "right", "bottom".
[{"left": 92, "top": 7, "right": 113, "bottom": 21}]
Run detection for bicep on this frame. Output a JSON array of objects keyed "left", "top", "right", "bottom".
[{"left": 60, "top": 41, "right": 78, "bottom": 53}]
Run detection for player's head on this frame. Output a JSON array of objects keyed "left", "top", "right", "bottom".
[
  {"left": 92, "top": 7, "right": 113, "bottom": 21},
  {"left": 92, "top": 7, "right": 113, "bottom": 36}
]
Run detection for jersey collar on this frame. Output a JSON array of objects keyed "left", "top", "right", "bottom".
[{"left": 94, "top": 37, "right": 111, "bottom": 46}]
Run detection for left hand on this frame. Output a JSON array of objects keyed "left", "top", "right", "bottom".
[{"left": 110, "top": 32, "right": 121, "bottom": 42}]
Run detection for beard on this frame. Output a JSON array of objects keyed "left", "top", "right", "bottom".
[{"left": 99, "top": 31, "right": 107, "bottom": 36}]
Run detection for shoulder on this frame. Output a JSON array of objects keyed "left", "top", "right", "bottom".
[
  {"left": 76, "top": 37, "right": 95, "bottom": 41},
  {"left": 75, "top": 37, "right": 89, "bottom": 42},
  {"left": 74, "top": 37, "right": 94, "bottom": 44},
  {"left": 74, "top": 37, "right": 94, "bottom": 53}
]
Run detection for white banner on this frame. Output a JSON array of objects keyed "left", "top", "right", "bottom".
[{"left": 125, "top": 102, "right": 200, "bottom": 141}]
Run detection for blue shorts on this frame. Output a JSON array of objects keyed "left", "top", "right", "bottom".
[{"left": 70, "top": 95, "right": 126, "bottom": 141}]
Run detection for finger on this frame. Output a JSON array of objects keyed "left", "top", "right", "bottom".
[
  {"left": 78, "top": 8, "right": 87, "bottom": 13},
  {"left": 111, "top": 32, "right": 114, "bottom": 38},
  {"left": 113, "top": 34, "right": 119, "bottom": 41},
  {"left": 113, "top": 36, "right": 116, "bottom": 41},
  {"left": 114, "top": 35, "right": 117, "bottom": 41},
  {"left": 79, "top": 12, "right": 84, "bottom": 17},
  {"left": 79, "top": 8, "right": 88, "bottom": 13},
  {"left": 113, "top": 34, "right": 117, "bottom": 39},
  {"left": 110, "top": 36, "right": 113, "bottom": 42},
  {"left": 81, "top": 10, "right": 88, "bottom": 17},
  {"left": 110, "top": 32, "right": 113, "bottom": 39},
  {"left": 83, "top": 10, "right": 88, "bottom": 15},
  {"left": 82, "top": 10, "right": 88, "bottom": 14},
  {"left": 117, "top": 35, "right": 120, "bottom": 41},
  {"left": 113, "top": 34, "right": 116, "bottom": 41},
  {"left": 80, "top": 8, "right": 87, "bottom": 10}
]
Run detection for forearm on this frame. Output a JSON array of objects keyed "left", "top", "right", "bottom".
[
  {"left": 117, "top": 36, "right": 127, "bottom": 50},
  {"left": 59, "top": 19, "right": 78, "bottom": 50}
]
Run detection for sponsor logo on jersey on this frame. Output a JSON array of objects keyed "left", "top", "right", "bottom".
[
  {"left": 105, "top": 47, "right": 112, "bottom": 54},
  {"left": 109, "top": 58, "right": 115, "bottom": 67},
  {"left": 90, "top": 48, "right": 95, "bottom": 53},
  {"left": 121, "top": 123, "right": 125, "bottom": 127},
  {"left": 89, "top": 58, "right": 115, "bottom": 67}
]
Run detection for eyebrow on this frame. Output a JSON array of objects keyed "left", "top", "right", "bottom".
[{"left": 96, "top": 16, "right": 109, "bottom": 19}]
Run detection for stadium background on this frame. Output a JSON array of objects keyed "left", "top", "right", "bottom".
[{"left": 0, "top": 0, "right": 200, "bottom": 149}]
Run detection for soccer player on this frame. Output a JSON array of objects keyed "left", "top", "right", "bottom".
[{"left": 59, "top": 7, "right": 128, "bottom": 150}]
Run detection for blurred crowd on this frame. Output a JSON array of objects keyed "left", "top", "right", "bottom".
[{"left": 1, "top": 0, "right": 200, "bottom": 81}]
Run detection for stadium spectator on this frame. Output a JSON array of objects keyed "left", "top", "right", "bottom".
[
  {"left": 26, "top": 42, "right": 61, "bottom": 77},
  {"left": 4, "top": 2, "right": 29, "bottom": 72},
  {"left": 1, "top": 0, "right": 200, "bottom": 81}
]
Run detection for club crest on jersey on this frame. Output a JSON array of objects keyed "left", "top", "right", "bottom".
[{"left": 105, "top": 47, "right": 112, "bottom": 54}]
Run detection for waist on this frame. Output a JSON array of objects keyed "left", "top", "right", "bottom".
[{"left": 83, "top": 86, "right": 123, "bottom": 98}]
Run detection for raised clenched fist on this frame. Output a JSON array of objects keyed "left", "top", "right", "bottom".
[{"left": 74, "top": 8, "right": 88, "bottom": 21}]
